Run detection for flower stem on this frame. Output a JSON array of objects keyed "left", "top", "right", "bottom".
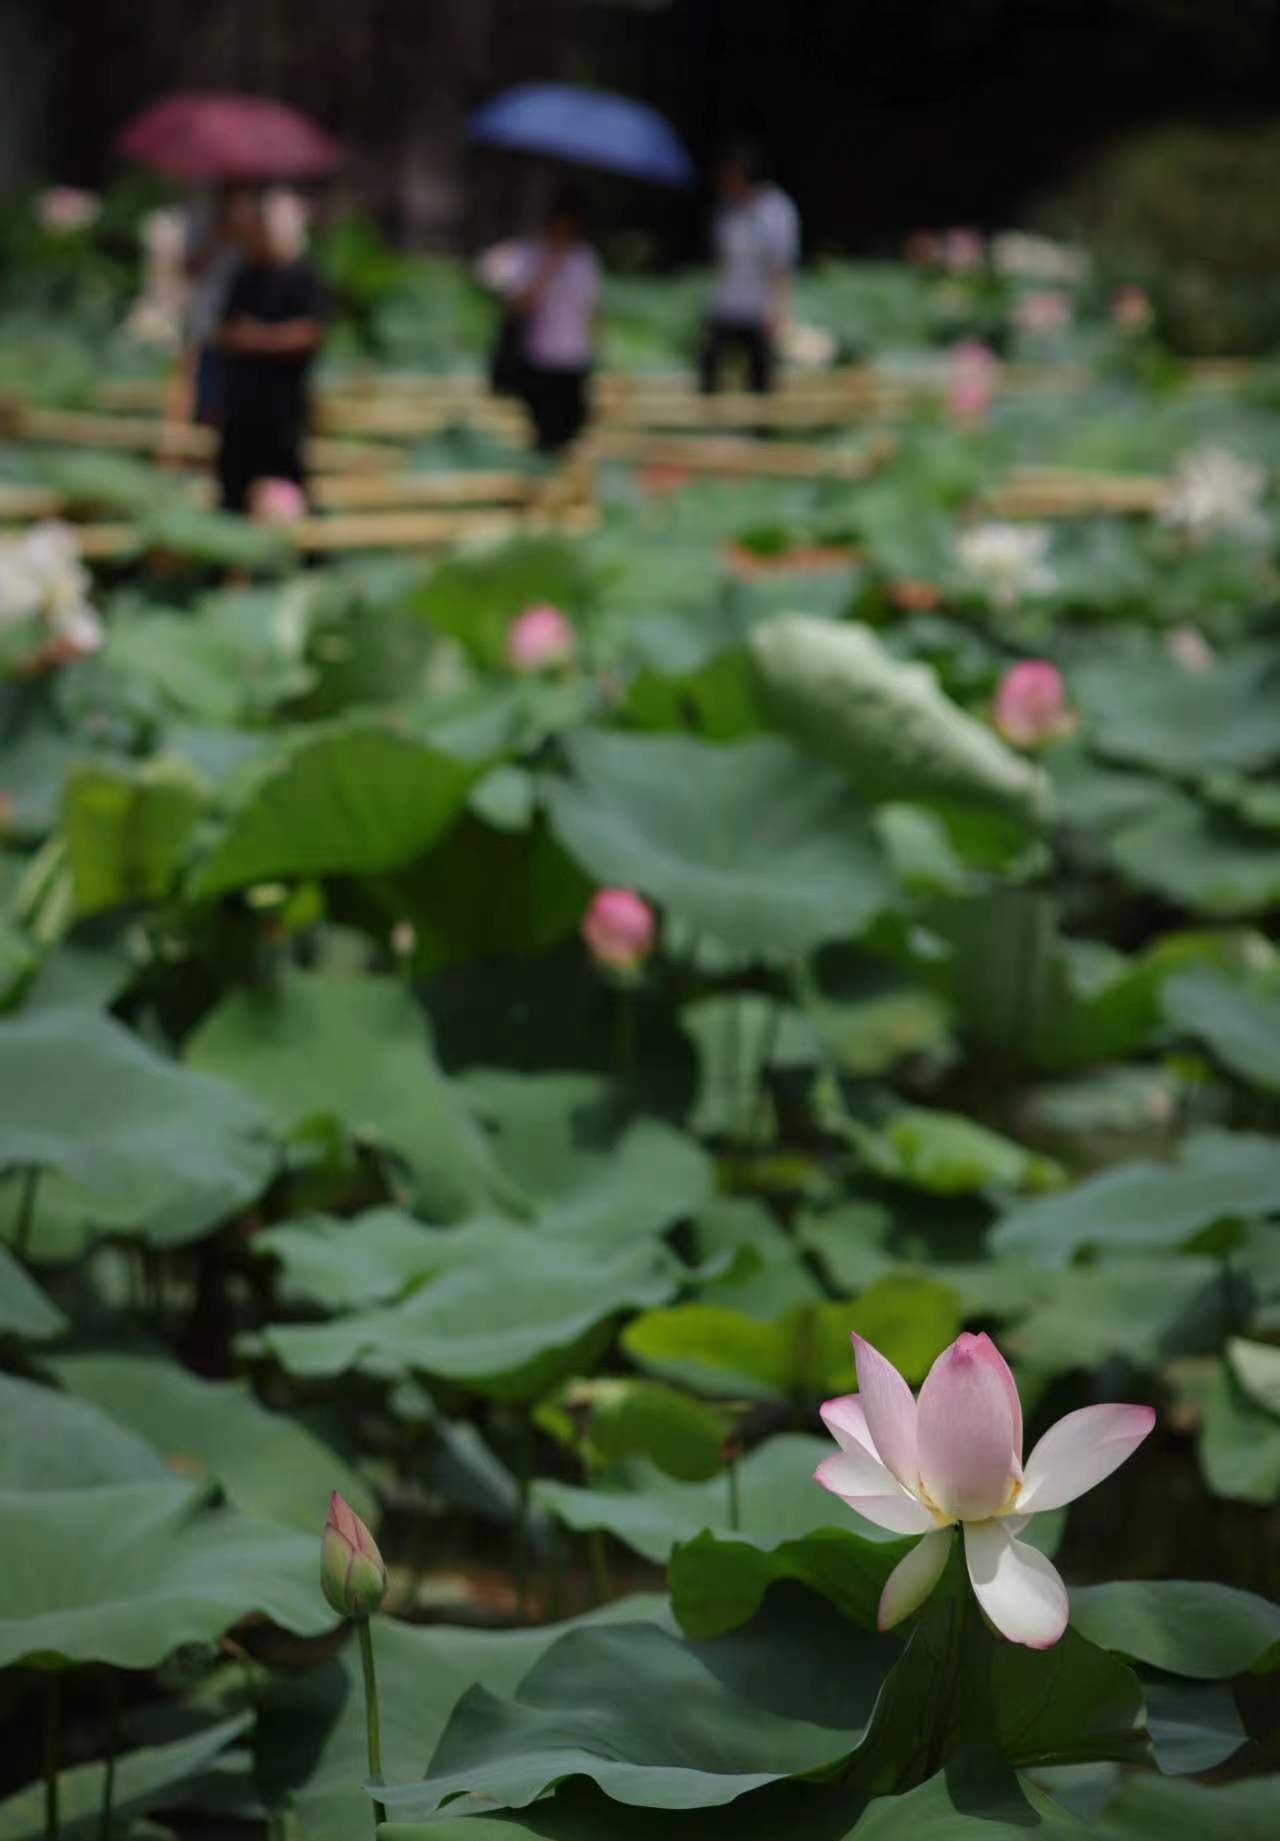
[
  {"left": 357, "top": 1619, "right": 386, "bottom": 1831},
  {"left": 14, "top": 1165, "right": 38, "bottom": 1260},
  {"left": 725, "top": 1453, "right": 741, "bottom": 1532},
  {"left": 98, "top": 1678, "right": 118, "bottom": 1841},
  {"left": 44, "top": 1674, "right": 61, "bottom": 1841}
]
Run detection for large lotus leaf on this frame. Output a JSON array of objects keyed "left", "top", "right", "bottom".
[
  {"left": 1162, "top": 964, "right": 1280, "bottom": 1091},
  {"left": 0, "top": 1008, "right": 275, "bottom": 1251},
  {"left": 105, "top": 608, "right": 265, "bottom": 725},
  {"left": 184, "top": 972, "right": 504, "bottom": 1221},
  {"left": 749, "top": 615, "right": 1048, "bottom": 826},
  {"left": 1070, "top": 1580, "right": 1280, "bottom": 1678},
  {"left": 1073, "top": 645, "right": 1280, "bottom": 777},
  {"left": 0, "top": 1479, "right": 330, "bottom": 1668},
  {"left": 544, "top": 730, "right": 895, "bottom": 964},
  {"left": 1091, "top": 1774, "right": 1280, "bottom": 1839},
  {"left": 378, "top": 1589, "right": 895, "bottom": 1818},
  {"left": 849, "top": 1108, "right": 1062, "bottom": 1197},
  {"left": 1031, "top": 925, "right": 1273, "bottom": 1072},
  {"left": 47, "top": 1351, "right": 374, "bottom": 1533},
  {"left": 0, "top": 1712, "right": 251, "bottom": 1841},
  {"left": 990, "top": 1128, "right": 1280, "bottom": 1264},
  {"left": 460, "top": 1068, "right": 713, "bottom": 1244},
  {"left": 851, "top": 1597, "right": 1148, "bottom": 1793},
  {"left": 0, "top": 1372, "right": 170, "bottom": 1491},
  {"left": 253, "top": 1208, "right": 444, "bottom": 1311},
  {"left": 555, "top": 1378, "right": 730, "bottom": 1482},
  {"left": 1144, "top": 1677, "right": 1246, "bottom": 1776},
  {"left": 375, "top": 1763, "right": 1084, "bottom": 1840},
  {"left": 0, "top": 1247, "right": 65, "bottom": 1340},
  {"left": 1004, "top": 1258, "right": 1223, "bottom": 1376},
  {"left": 188, "top": 717, "right": 484, "bottom": 898},
  {"left": 1197, "top": 1361, "right": 1280, "bottom": 1505},
  {"left": 621, "top": 1279, "right": 959, "bottom": 1402},
  {"left": 257, "top": 1226, "right": 680, "bottom": 1401},
  {"left": 61, "top": 756, "right": 208, "bottom": 916},
  {"left": 1109, "top": 790, "right": 1280, "bottom": 916},
  {"left": 533, "top": 1433, "right": 888, "bottom": 1563},
  {"left": 668, "top": 1526, "right": 910, "bottom": 1639},
  {"left": 257, "top": 1596, "right": 675, "bottom": 1841}
]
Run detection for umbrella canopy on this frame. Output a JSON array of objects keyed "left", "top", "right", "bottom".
[
  {"left": 469, "top": 84, "right": 694, "bottom": 188},
  {"left": 117, "top": 93, "right": 340, "bottom": 182}
]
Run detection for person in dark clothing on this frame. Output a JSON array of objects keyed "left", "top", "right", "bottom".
[{"left": 216, "top": 198, "right": 329, "bottom": 513}]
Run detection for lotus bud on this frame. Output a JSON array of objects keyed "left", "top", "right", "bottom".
[
  {"left": 506, "top": 603, "right": 575, "bottom": 672},
  {"left": 946, "top": 339, "right": 998, "bottom": 424},
  {"left": 582, "top": 887, "right": 656, "bottom": 973},
  {"left": 993, "top": 660, "right": 1074, "bottom": 747},
  {"left": 251, "top": 477, "right": 307, "bottom": 524},
  {"left": 321, "top": 1491, "right": 386, "bottom": 1621},
  {"left": 1014, "top": 289, "right": 1072, "bottom": 335}
]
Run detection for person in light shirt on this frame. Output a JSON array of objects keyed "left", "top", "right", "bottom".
[
  {"left": 700, "top": 145, "right": 799, "bottom": 395},
  {"left": 505, "top": 186, "right": 601, "bottom": 454}
]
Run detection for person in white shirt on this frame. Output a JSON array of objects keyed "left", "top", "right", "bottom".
[
  {"left": 700, "top": 146, "right": 799, "bottom": 395},
  {"left": 504, "top": 186, "right": 601, "bottom": 454}
]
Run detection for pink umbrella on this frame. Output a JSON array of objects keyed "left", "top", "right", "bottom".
[{"left": 117, "top": 92, "right": 340, "bottom": 181}]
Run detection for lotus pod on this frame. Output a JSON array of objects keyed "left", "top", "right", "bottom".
[{"left": 749, "top": 615, "right": 1051, "bottom": 827}]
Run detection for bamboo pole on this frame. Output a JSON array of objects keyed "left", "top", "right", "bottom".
[
  {"left": 585, "top": 428, "right": 895, "bottom": 479},
  {"left": 70, "top": 501, "right": 597, "bottom": 560}
]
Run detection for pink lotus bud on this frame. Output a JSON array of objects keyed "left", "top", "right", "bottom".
[
  {"left": 37, "top": 187, "right": 100, "bottom": 234},
  {"left": 321, "top": 1491, "right": 386, "bottom": 1621},
  {"left": 993, "top": 660, "right": 1073, "bottom": 747},
  {"left": 251, "top": 478, "right": 307, "bottom": 525},
  {"left": 1111, "top": 285, "right": 1153, "bottom": 332},
  {"left": 581, "top": 887, "right": 656, "bottom": 973},
  {"left": 815, "top": 1329, "right": 1153, "bottom": 1648},
  {"left": 506, "top": 603, "right": 575, "bottom": 672},
  {"left": 1014, "top": 289, "right": 1072, "bottom": 336},
  {"left": 946, "top": 339, "right": 998, "bottom": 424}
]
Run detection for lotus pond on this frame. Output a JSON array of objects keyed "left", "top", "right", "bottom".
[{"left": 2, "top": 228, "right": 1280, "bottom": 1839}]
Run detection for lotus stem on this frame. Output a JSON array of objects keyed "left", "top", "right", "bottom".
[
  {"left": 357, "top": 1619, "right": 386, "bottom": 1831},
  {"left": 44, "top": 1674, "right": 60, "bottom": 1841}
]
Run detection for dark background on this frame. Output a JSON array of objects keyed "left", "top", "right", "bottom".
[{"left": 8, "top": 0, "right": 1280, "bottom": 253}]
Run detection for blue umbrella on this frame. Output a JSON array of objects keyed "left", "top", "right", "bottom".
[{"left": 469, "top": 83, "right": 694, "bottom": 188}]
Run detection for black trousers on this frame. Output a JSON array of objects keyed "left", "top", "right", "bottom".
[
  {"left": 217, "top": 414, "right": 306, "bottom": 514},
  {"left": 699, "top": 316, "right": 775, "bottom": 394},
  {"left": 521, "top": 365, "right": 589, "bottom": 454}
]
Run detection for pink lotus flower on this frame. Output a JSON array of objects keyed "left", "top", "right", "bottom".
[
  {"left": 37, "top": 187, "right": 100, "bottom": 234},
  {"left": 251, "top": 477, "right": 307, "bottom": 524},
  {"left": 993, "top": 660, "right": 1073, "bottom": 747},
  {"left": 506, "top": 603, "right": 575, "bottom": 673},
  {"left": 582, "top": 887, "right": 655, "bottom": 972},
  {"left": 1014, "top": 289, "right": 1072, "bottom": 336},
  {"left": 1111, "top": 285, "right": 1153, "bottom": 332},
  {"left": 816, "top": 1332, "right": 1154, "bottom": 1647},
  {"left": 946, "top": 339, "right": 999, "bottom": 424}
]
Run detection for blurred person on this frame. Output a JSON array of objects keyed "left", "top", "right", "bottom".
[
  {"left": 699, "top": 145, "right": 799, "bottom": 395},
  {"left": 215, "top": 193, "right": 330, "bottom": 515},
  {"left": 185, "top": 187, "right": 260, "bottom": 426},
  {"left": 502, "top": 186, "right": 600, "bottom": 455}
]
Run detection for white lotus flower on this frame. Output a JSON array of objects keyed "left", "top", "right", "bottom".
[
  {"left": 0, "top": 522, "right": 102, "bottom": 662},
  {"left": 1159, "top": 447, "right": 1268, "bottom": 544},
  {"left": 956, "top": 522, "right": 1055, "bottom": 609}
]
